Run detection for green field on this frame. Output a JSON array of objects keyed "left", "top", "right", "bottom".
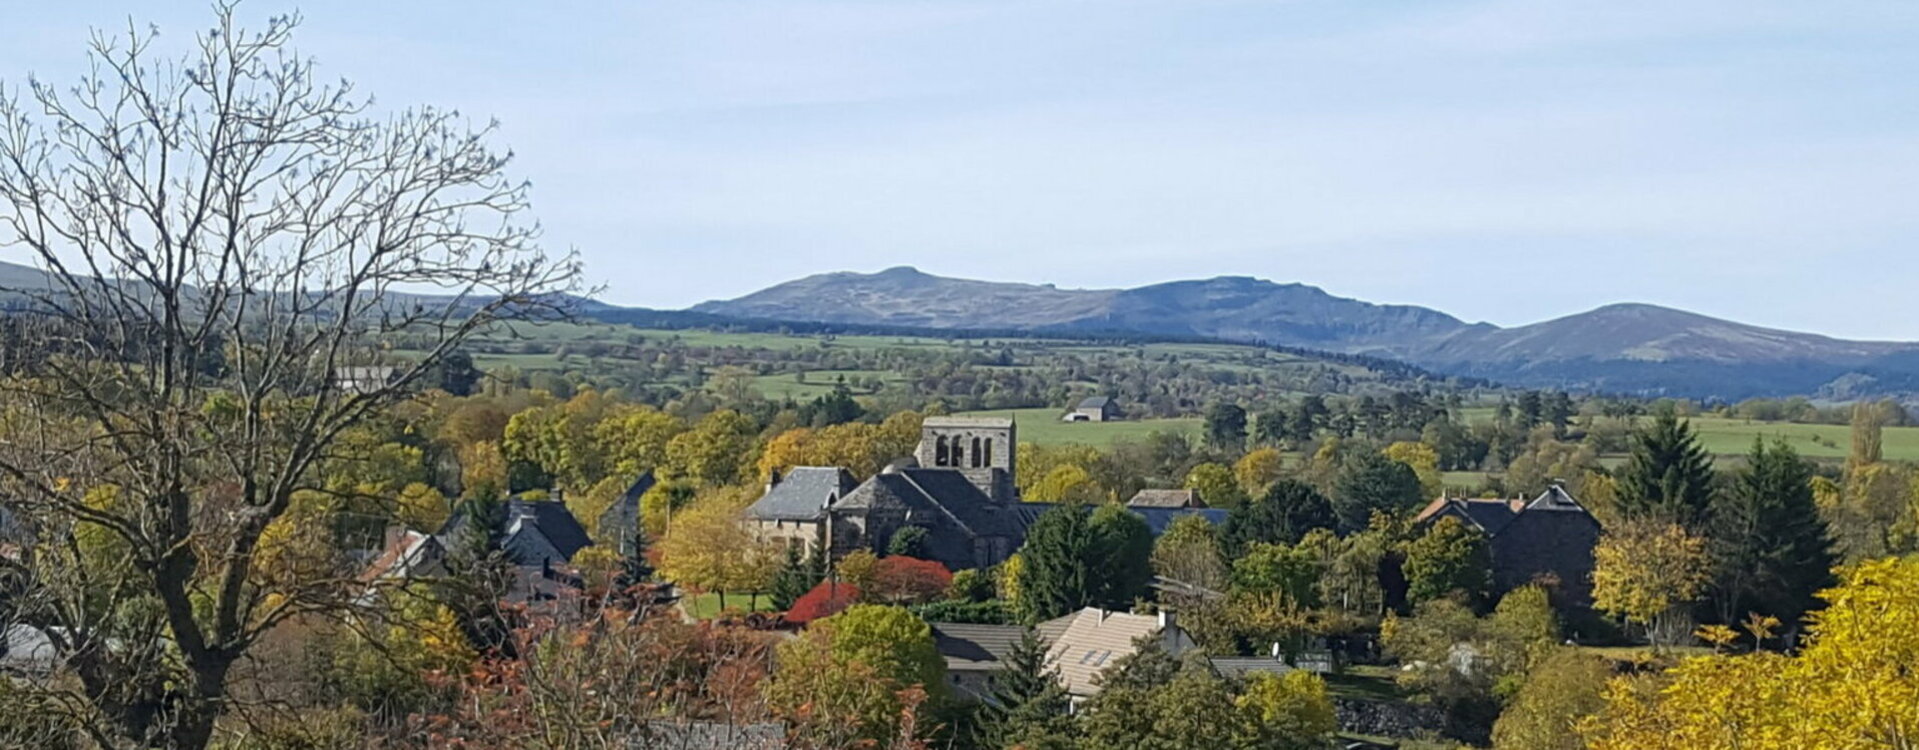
[
  {"left": 747, "top": 369, "right": 909, "bottom": 400},
  {"left": 1455, "top": 408, "right": 1919, "bottom": 463},
  {"left": 956, "top": 407, "right": 1201, "bottom": 447}
]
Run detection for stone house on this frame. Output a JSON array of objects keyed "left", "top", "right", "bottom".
[
  {"left": 1065, "top": 396, "right": 1120, "bottom": 422},
  {"left": 1413, "top": 485, "right": 1602, "bottom": 608},
  {"left": 744, "top": 466, "right": 858, "bottom": 555}
]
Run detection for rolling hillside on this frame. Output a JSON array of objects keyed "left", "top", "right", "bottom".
[{"left": 696, "top": 267, "right": 1919, "bottom": 399}]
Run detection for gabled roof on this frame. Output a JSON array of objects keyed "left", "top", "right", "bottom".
[
  {"left": 1042, "top": 608, "right": 1171, "bottom": 696},
  {"left": 746, "top": 466, "right": 858, "bottom": 522},
  {"left": 930, "top": 623, "right": 1028, "bottom": 672},
  {"left": 440, "top": 498, "right": 593, "bottom": 566},
  {"left": 834, "top": 468, "right": 1033, "bottom": 539},
  {"left": 1127, "top": 488, "right": 1203, "bottom": 509},
  {"left": 360, "top": 529, "right": 444, "bottom": 583},
  {"left": 1077, "top": 396, "right": 1113, "bottom": 409},
  {"left": 1414, "top": 486, "right": 1595, "bottom": 536}
]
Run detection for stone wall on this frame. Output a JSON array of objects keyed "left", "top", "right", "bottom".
[{"left": 1333, "top": 698, "right": 1445, "bottom": 741}]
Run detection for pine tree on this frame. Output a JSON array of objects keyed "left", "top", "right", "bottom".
[
  {"left": 440, "top": 496, "right": 517, "bottom": 656},
  {"left": 1616, "top": 408, "right": 1716, "bottom": 527},
  {"left": 980, "top": 628, "right": 1072, "bottom": 749},
  {"left": 1018, "top": 504, "right": 1096, "bottom": 621},
  {"left": 1706, "top": 439, "right": 1837, "bottom": 632},
  {"left": 617, "top": 521, "right": 656, "bottom": 587},
  {"left": 769, "top": 544, "right": 815, "bottom": 611}
]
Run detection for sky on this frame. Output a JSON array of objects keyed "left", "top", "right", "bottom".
[{"left": 5, "top": 1, "right": 1919, "bottom": 338}]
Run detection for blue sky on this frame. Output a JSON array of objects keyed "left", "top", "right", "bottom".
[{"left": 5, "top": 1, "right": 1919, "bottom": 338}]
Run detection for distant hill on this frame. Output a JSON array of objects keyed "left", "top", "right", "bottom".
[{"left": 695, "top": 267, "right": 1919, "bottom": 400}]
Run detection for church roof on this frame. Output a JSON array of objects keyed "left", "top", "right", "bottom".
[{"left": 833, "top": 467, "right": 1034, "bottom": 539}]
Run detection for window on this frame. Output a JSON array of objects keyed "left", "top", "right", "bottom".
[
  {"left": 971, "top": 437, "right": 983, "bottom": 467},
  {"left": 983, "top": 438, "right": 994, "bottom": 467},
  {"left": 935, "top": 435, "right": 949, "bottom": 466}
]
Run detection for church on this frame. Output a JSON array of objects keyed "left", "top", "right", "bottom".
[{"left": 746, "top": 416, "right": 1041, "bottom": 570}]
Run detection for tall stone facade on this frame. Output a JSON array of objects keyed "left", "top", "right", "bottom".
[{"left": 913, "top": 416, "right": 1017, "bottom": 502}]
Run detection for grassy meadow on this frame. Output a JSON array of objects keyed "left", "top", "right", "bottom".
[{"left": 956, "top": 407, "right": 1203, "bottom": 447}]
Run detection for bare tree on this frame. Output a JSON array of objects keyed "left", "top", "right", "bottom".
[{"left": 0, "top": 5, "right": 578, "bottom": 747}]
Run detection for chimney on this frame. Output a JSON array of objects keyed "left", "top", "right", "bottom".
[
  {"left": 767, "top": 468, "right": 782, "bottom": 492},
  {"left": 1157, "top": 609, "right": 1177, "bottom": 631}
]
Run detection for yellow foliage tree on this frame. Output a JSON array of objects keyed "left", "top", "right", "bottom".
[
  {"left": 1234, "top": 447, "right": 1285, "bottom": 498},
  {"left": 1591, "top": 520, "right": 1710, "bottom": 647},
  {"left": 1382, "top": 441, "right": 1443, "bottom": 501},
  {"left": 1582, "top": 557, "right": 1919, "bottom": 749}
]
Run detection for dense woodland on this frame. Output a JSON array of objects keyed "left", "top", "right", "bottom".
[{"left": 2, "top": 9, "right": 1917, "bottom": 750}]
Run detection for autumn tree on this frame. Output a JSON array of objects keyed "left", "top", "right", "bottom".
[
  {"left": 1591, "top": 520, "right": 1710, "bottom": 646},
  {"left": 1184, "top": 462, "right": 1247, "bottom": 510},
  {"left": 1151, "top": 514, "right": 1229, "bottom": 592},
  {"left": 1401, "top": 516, "right": 1493, "bottom": 608},
  {"left": 1233, "top": 447, "right": 1286, "bottom": 498},
  {"left": 1581, "top": 557, "right": 1919, "bottom": 749},
  {"left": 1383, "top": 441, "right": 1444, "bottom": 501},
  {"left": 1492, "top": 648, "right": 1612, "bottom": 750},
  {"left": 0, "top": 8, "right": 576, "bottom": 747},
  {"left": 764, "top": 605, "right": 947, "bottom": 747}
]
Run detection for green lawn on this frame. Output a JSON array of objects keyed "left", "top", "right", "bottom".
[
  {"left": 956, "top": 407, "right": 1201, "bottom": 447},
  {"left": 683, "top": 591, "right": 778, "bottom": 618},
  {"left": 1324, "top": 665, "right": 1405, "bottom": 702}
]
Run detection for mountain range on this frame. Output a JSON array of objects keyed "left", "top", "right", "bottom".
[{"left": 693, "top": 266, "right": 1919, "bottom": 400}]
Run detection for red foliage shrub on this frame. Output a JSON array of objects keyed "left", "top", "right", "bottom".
[
  {"left": 785, "top": 580, "right": 862, "bottom": 623},
  {"left": 869, "top": 557, "right": 952, "bottom": 605}
]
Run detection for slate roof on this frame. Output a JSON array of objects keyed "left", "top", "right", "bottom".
[
  {"left": 1127, "top": 488, "right": 1203, "bottom": 509},
  {"left": 1078, "top": 396, "right": 1113, "bottom": 409},
  {"left": 836, "top": 468, "right": 1034, "bottom": 539},
  {"left": 1416, "top": 486, "right": 1593, "bottom": 536},
  {"left": 1013, "top": 502, "right": 1225, "bottom": 536},
  {"left": 931, "top": 623, "right": 1028, "bottom": 673},
  {"left": 1042, "top": 608, "right": 1173, "bottom": 696},
  {"left": 440, "top": 498, "right": 593, "bottom": 568},
  {"left": 746, "top": 467, "right": 858, "bottom": 522},
  {"left": 1414, "top": 497, "right": 1526, "bottom": 534}
]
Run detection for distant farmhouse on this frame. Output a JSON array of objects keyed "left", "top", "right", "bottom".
[
  {"left": 1064, "top": 396, "right": 1120, "bottom": 422},
  {"left": 332, "top": 365, "right": 400, "bottom": 395},
  {"left": 1414, "top": 485, "right": 1602, "bottom": 608},
  {"left": 743, "top": 415, "right": 1218, "bottom": 571}
]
